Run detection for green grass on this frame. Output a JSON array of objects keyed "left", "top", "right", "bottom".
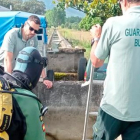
[
  {"left": 70, "top": 39, "right": 91, "bottom": 60},
  {"left": 55, "top": 28, "right": 110, "bottom": 63},
  {"left": 58, "top": 28, "right": 91, "bottom": 60}
]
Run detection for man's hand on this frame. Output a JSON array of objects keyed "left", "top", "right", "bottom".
[
  {"left": 43, "top": 80, "right": 53, "bottom": 89},
  {"left": 41, "top": 69, "right": 53, "bottom": 89},
  {"left": 90, "top": 24, "right": 104, "bottom": 68},
  {"left": 90, "top": 24, "right": 102, "bottom": 39}
]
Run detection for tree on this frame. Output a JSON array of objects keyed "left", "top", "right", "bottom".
[
  {"left": 22, "top": 0, "right": 46, "bottom": 15},
  {"left": 45, "top": 7, "right": 66, "bottom": 27},
  {"left": 12, "top": 0, "right": 23, "bottom": 11},
  {"left": 79, "top": 15, "right": 103, "bottom": 31},
  {"left": 55, "top": 0, "right": 122, "bottom": 22},
  {"left": 0, "top": 0, "right": 13, "bottom": 9},
  {"left": 63, "top": 16, "right": 81, "bottom": 30},
  {"left": 45, "top": 10, "right": 55, "bottom": 27},
  {"left": 0, "top": 0, "right": 46, "bottom": 15},
  {"left": 71, "top": 22, "right": 79, "bottom": 30},
  {"left": 66, "top": 16, "right": 82, "bottom": 24}
]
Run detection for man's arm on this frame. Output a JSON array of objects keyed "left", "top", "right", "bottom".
[
  {"left": 90, "top": 24, "right": 104, "bottom": 68},
  {"left": 33, "top": 36, "right": 53, "bottom": 89},
  {"left": 90, "top": 40, "right": 104, "bottom": 68},
  {"left": 41, "top": 69, "right": 53, "bottom": 89},
  {"left": 4, "top": 51, "right": 13, "bottom": 73}
]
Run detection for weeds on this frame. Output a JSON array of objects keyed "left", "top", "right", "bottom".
[{"left": 58, "top": 28, "right": 91, "bottom": 60}]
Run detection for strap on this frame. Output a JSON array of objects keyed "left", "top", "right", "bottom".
[
  {"left": 0, "top": 92, "right": 12, "bottom": 132},
  {"left": 0, "top": 90, "right": 41, "bottom": 103},
  {"left": 17, "top": 58, "right": 43, "bottom": 65},
  {"left": 0, "top": 78, "right": 12, "bottom": 132},
  {"left": 19, "top": 50, "right": 30, "bottom": 56},
  {"left": 4, "top": 73, "right": 31, "bottom": 91}
]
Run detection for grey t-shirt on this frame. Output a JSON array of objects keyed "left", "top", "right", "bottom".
[
  {"left": 0, "top": 27, "right": 38, "bottom": 68},
  {"left": 95, "top": 6, "right": 140, "bottom": 121}
]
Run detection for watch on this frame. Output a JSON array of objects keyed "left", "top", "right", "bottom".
[
  {"left": 91, "top": 38, "right": 99, "bottom": 46},
  {"left": 94, "top": 38, "right": 100, "bottom": 41}
]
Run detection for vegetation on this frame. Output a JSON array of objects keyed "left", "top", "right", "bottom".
[
  {"left": 66, "top": 16, "right": 81, "bottom": 23},
  {"left": 45, "top": 7, "right": 66, "bottom": 27},
  {"left": 62, "top": 16, "right": 82, "bottom": 29},
  {"left": 79, "top": 15, "right": 103, "bottom": 31},
  {"left": 55, "top": 0, "right": 122, "bottom": 22},
  {"left": 58, "top": 28, "right": 91, "bottom": 59},
  {"left": 54, "top": 72, "right": 77, "bottom": 81},
  {"left": 0, "top": 0, "right": 122, "bottom": 59},
  {"left": 45, "top": 8, "right": 82, "bottom": 29},
  {"left": 0, "top": 0, "right": 46, "bottom": 15},
  {"left": 0, "top": 0, "right": 122, "bottom": 31},
  {"left": 54, "top": 72, "right": 67, "bottom": 80},
  {"left": 54, "top": 0, "right": 122, "bottom": 30},
  {"left": 53, "top": 0, "right": 122, "bottom": 57}
]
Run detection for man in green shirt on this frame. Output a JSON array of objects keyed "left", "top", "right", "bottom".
[
  {"left": 0, "top": 15, "right": 53, "bottom": 89},
  {"left": 90, "top": 0, "right": 140, "bottom": 139}
]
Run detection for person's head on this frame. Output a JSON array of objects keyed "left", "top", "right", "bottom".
[
  {"left": 23, "top": 15, "right": 40, "bottom": 39},
  {"left": 12, "top": 47, "right": 47, "bottom": 90},
  {"left": 118, "top": 0, "right": 140, "bottom": 14}
]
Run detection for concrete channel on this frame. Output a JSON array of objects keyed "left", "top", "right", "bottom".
[
  {"left": 33, "top": 81, "right": 122, "bottom": 140},
  {"left": 47, "top": 29, "right": 86, "bottom": 73},
  {"left": 33, "top": 80, "right": 103, "bottom": 140},
  {"left": 38, "top": 29, "right": 122, "bottom": 140}
]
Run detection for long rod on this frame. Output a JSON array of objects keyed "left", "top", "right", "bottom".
[{"left": 82, "top": 65, "right": 94, "bottom": 140}]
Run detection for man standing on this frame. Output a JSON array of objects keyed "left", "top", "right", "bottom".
[
  {"left": 90, "top": 0, "right": 140, "bottom": 139},
  {"left": 0, "top": 15, "right": 53, "bottom": 89}
]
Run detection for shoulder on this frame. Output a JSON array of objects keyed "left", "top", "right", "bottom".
[
  {"left": 6, "top": 28, "right": 19, "bottom": 35},
  {"left": 4, "top": 28, "right": 19, "bottom": 38},
  {"left": 107, "top": 15, "right": 123, "bottom": 22},
  {"left": 104, "top": 16, "right": 123, "bottom": 27},
  {"left": 102, "top": 16, "right": 124, "bottom": 34}
]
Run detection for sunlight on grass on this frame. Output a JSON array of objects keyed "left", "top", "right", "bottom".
[{"left": 58, "top": 28, "right": 91, "bottom": 60}]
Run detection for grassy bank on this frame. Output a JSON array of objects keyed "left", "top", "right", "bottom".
[{"left": 58, "top": 28, "right": 91, "bottom": 60}]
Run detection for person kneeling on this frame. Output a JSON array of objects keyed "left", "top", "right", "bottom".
[{"left": 0, "top": 46, "right": 48, "bottom": 140}]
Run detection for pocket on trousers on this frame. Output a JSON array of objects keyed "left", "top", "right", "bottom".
[
  {"left": 93, "top": 114, "right": 105, "bottom": 138},
  {"left": 93, "top": 124, "right": 104, "bottom": 138}
]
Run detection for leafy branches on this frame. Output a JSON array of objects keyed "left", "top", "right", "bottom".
[
  {"left": 55, "top": 0, "right": 122, "bottom": 22},
  {"left": 0, "top": 0, "right": 46, "bottom": 15},
  {"left": 45, "top": 7, "right": 66, "bottom": 27}
]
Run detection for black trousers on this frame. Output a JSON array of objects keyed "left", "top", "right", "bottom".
[{"left": 93, "top": 108, "right": 140, "bottom": 140}]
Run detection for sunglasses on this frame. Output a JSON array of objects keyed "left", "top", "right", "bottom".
[{"left": 27, "top": 22, "right": 38, "bottom": 34}]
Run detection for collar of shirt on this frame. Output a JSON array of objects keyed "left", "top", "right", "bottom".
[
  {"left": 125, "top": 5, "right": 140, "bottom": 15},
  {"left": 17, "top": 26, "right": 27, "bottom": 42}
]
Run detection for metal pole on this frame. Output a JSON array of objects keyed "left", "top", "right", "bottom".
[{"left": 82, "top": 65, "right": 94, "bottom": 140}]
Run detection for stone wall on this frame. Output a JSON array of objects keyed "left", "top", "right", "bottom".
[
  {"left": 47, "top": 48, "right": 86, "bottom": 73},
  {"left": 33, "top": 81, "right": 103, "bottom": 140}
]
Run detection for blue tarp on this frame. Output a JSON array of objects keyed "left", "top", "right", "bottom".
[{"left": 0, "top": 11, "right": 47, "bottom": 46}]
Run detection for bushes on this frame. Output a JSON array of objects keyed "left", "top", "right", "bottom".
[{"left": 79, "top": 15, "right": 103, "bottom": 31}]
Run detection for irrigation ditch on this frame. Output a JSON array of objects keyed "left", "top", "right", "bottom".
[
  {"left": 35, "top": 29, "right": 122, "bottom": 140},
  {"left": 47, "top": 28, "right": 86, "bottom": 81}
]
